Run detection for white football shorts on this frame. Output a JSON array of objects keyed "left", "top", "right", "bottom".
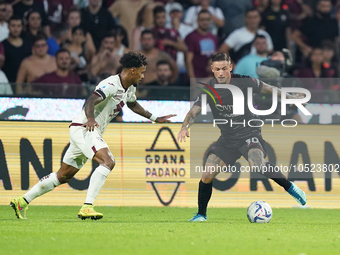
[{"left": 63, "top": 125, "right": 110, "bottom": 169}]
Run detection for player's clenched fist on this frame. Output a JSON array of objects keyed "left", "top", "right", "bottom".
[{"left": 177, "top": 128, "right": 190, "bottom": 142}]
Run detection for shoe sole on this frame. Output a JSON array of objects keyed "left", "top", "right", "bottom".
[
  {"left": 77, "top": 214, "right": 103, "bottom": 221},
  {"left": 9, "top": 201, "right": 23, "bottom": 219}
]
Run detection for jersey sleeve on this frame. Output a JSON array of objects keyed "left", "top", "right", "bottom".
[
  {"left": 94, "top": 79, "right": 118, "bottom": 99},
  {"left": 247, "top": 76, "right": 263, "bottom": 93},
  {"left": 214, "top": 7, "right": 225, "bottom": 20}
]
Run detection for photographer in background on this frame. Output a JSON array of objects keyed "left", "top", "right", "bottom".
[{"left": 256, "top": 49, "right": 303, "bottom": 123}]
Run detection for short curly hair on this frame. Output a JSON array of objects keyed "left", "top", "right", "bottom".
[{"left": 119, "top": 51, "right": 148, "bottom": 69}]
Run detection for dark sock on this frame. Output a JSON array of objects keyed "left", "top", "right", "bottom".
[
  {"left": 198, "top": 180, "right": 213, "bottom": 216},
  {"left": 261, "top": 162, "right": 292, "bottom": 191},
  {"left": 84, "top": 203, "right": 92, "bottom": 205}
]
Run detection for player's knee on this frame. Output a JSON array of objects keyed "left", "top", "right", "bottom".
[
  {"left": 57, "top": 173, "right": 73, "bottom": 184},
  {"left": 202, "top": 177, "right": 214, "bottom": 184},
  {"left": 104, "top": 158, "right": 115, "bottom": 170},
  {"left": 248, "top": 148, "right": 265, "bottom": 167}
]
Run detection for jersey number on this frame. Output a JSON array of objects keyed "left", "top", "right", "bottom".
[{"left": 246, "top": 137, "right": 259, "bottom": 146}]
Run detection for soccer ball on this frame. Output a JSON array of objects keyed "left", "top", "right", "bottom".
[{"left": 247, "top": 201, "right": 272, "bottom": 223}]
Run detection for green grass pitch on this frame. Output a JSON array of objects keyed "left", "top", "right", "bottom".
[{"left": 1, "top": 206, "right": 339, "bottom": 255}]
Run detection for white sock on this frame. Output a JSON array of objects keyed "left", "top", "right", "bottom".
[
  {"left": 23, "top": 172, "right": 60, "bottom": 203},
  {"left": 85, "top": 165, "right": 111, "bottom": 204}
]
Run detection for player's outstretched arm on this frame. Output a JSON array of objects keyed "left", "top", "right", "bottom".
[
  {"left": 260, "top": 83, "right": 305, "bottom": 102},
  {"left": 82, "top": 93, "right": 104, "bottom": 131},
  {"left": 127, "top": 101, "right": 176, "bottom": 123},
  {"left": 177, "top": 104, "right": 201, "bottom": 143}
]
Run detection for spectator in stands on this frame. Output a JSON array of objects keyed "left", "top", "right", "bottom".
[
  {"left": 16, "top": 34, "right": 56, "bottom": 94},
  {"left": 184, "top": 0, "right": 225, "bottom": 36},
  {"left": 47, "top": 23, "right": 69, "bottom": 56},
  {"left": 145, "top": 60, "right": 174, "bottom": 86},
  {"left": 167, "top": 3, "right": 193, "bottom": 85},
  {"left": 32, "top": 48, "right": 85, "bottom": 97},
  {"left": 261, "top": 0, "right": 290, "bottom": 51},
  {"left": 109, "top": 0, "right": 161, "bottom": 47},
  {"left": 295, "top": 47, "right": 336, "bottom": 102},
  {"left": 131, "top": 2, "right": 166, "bottom": 51},
  {"left": 234, "top": 34, "right": 269, "bottom": 78},
  {"left": 151, "top": 6, "right": 187, "bottom": 61},
  {"left": 89, "top": 31, "right": 120, "bottom": 82},
  {"left": 81, "top": 0, "right": 116, "bottom": 50},
  {"left": 23, "top": 10, "right": 43, "bottom": 43},
  {"left": 131, "top": 4, "right": 148, "bottom": 51},
  {"left": 0, "top": 39, "right": 10, "bottom": 94},
  {"left": 142, "top": 60, "right": 175, "bottom": 99},
  {"left": 167, "top": 3, "right": 193, "bottom": 39},
  {"left": 283, "top": 0, "right": 312, "bottom": 30},
  {"left": 139, "top": 29, "right": 178, "bottom": 84},
  {"left": 0, "top": 2, "right": 9, "bottom": 42},
  {"left": 113, "top": 25, "right": 129, "bottom": 57},
  {"left": 164, "top": 0, "right": 180, "bottom": 28},
  {"left": 65, "top": 8, "right": 96, "bottom": 59},
  {"left": 185, "top": 10, "right": 218, "bottom": 79},
  {"left": 4, "top": 3, "right": 13, "bottom": 23},
  {"left": 66, "top": 26, "right": 91, "bottom": 82},
  {"left": 13, "top": 0, "right": 49, "bottom": 37},
  {"left": 256, "top": 0, "right": 270, "bottom": 13},
  {"left": 219, "top": 8, "right": 273, "bottom": 63},
  {"left": 291, "top": 0, "right": 338, "bottom": 57},
  {"left": 296, "top": 48, "right": 337, "bottom": 78},
  {"left": 321, "top": 40, "right": 337, "bottom": 76},
  {"left": 35, "top": 0, "right": 74, "bottom": 25},
  {"left": 2, "top": 16, "right": 31, "bottom": 89},
  {"left": 0, "top": 69, "right": 11, "bottom": 95},
  {"left": 211, "top": 0, "right": 253, "bottom": 40}
]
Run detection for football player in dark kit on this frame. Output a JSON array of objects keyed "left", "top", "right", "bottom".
[{"left": 177, "top": 53, "right": 307, "bottom": 221}]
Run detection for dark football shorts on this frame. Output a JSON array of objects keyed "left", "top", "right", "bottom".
[{"left": 203, "top": 134, "right": 267, "bottom": 166}]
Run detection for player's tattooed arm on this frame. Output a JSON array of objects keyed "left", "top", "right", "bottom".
[
  {"left": 181, "top": 105, "right": 201, "bottom": 130},
  {"left": 127, "top": 101, "right": 176, "bottom": 123},
  {"left": 127, "top": 100, "right": 153, "bottom": 119},
  {"left": 260, "top": 83, "right": 297, "bottom": 100},
  {"left": 177, "top": 105, "right": 201, "bottom": 142},
  {"left": 261, "top": 83, "right": 307, "bottom": 105},
  {"left": 83, "top": 93, "right": 103, "bottom": 131}
]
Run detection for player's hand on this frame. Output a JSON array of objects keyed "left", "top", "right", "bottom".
[
  {"left": 82, "top": 118, "right": 99, "bottom": 132},
  {"left": 177, "top": 128, "right": 190, "bottom": 142},
  {"left": 156, "top": 114, "right": 177, "bottom": 123}
]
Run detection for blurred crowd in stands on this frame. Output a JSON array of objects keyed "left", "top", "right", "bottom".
[{"left": 0, "top": 0, "right": 339, "bottom": 103}]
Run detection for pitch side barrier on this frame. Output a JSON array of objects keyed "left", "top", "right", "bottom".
[{"left": 1, "top": 122, "right": 340, "bottom": 208}]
